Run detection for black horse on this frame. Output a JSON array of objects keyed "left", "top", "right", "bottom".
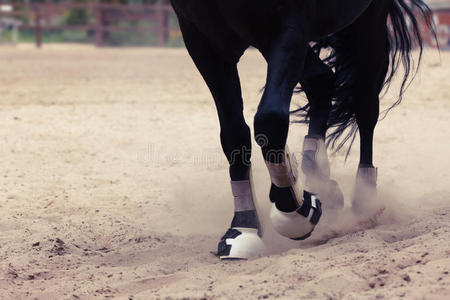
[{"left": 170, "top": 0, "right": 434, "bottom": 259}]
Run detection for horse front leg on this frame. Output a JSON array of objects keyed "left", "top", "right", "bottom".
[
  {"left": 177, "top": 17, "right": 264, "bottom": 259},
  {"left": 255, "top": 24, "right": 322, "bottom": 240}
]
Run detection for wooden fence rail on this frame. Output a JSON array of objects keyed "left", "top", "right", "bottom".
[{"left": 0, "top": 2, "right": 175, "bottom": 47}]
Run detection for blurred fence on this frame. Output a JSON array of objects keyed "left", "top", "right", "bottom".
[
  {"left": 0, "top": 1, "right": 180, "bottom": 47},
  {"left": 0, "top": 1, "right": 448, "bottom": 48},
  {"left": 427, "top": 1, "right": 450, "bottom": 47}
]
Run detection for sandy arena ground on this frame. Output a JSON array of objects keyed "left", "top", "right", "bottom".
[{"left": 0, "top": 44, "right": 448, "bottom": 299}]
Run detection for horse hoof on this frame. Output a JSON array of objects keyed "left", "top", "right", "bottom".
[
  {"left": 216, "top": 228, "right": 265, "bottom": 260},
  {"left": 352, "top": 195, "right": 385, "bottom": 217},
  {"left": 351, "top": 183, "right": 386, "bottom": 217},
  {"left": 270, "top": 191, "right": 322, "bottom": 240},
  {"left": 323, "top": 180, "right": 344, "bottom": 209}
]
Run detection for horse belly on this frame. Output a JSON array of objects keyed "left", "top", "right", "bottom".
[
  {"left": 171, "top": 0, "right": 253, "bottom": 59},
  {"left": 172, "top": 0, "right": 280, "bottom": 53},
  {"left": 309, "top": 0, "right": 376, "bottom": 38},
  {"left": 215, "top": 0, "right": 279, "bottom": 48}
]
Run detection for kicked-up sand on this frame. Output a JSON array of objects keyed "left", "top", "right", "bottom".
[{"left": 0, "top": 44, "right": 449, "bottom": 299}]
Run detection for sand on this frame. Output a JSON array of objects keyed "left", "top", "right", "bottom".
[{"left": 0, "top": 44, "right": 448, "bottom": 299}]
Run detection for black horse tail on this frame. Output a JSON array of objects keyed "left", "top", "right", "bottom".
[
  {"left": 294, "top": 0, "right": 436, "bottom": 156},
  {"left": 383, "top": 0, "right": 437, "bottom": 111}
]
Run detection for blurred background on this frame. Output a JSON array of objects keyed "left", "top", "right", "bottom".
[
  {"left": 0, "top": 0, "right": 448, "bottom": 48},
  {"left": 0, "top": 0, "right": 182, "bottom": 47}
]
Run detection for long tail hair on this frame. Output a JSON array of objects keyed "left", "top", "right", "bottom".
[{"left": 293, "top": 0, "right": 436, "bottom": 156}]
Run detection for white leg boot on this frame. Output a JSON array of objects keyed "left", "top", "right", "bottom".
[
  {"left": 301, "top": 135, "right": 344, "bottom": 209},
  {"left": 217, "top": 170, "right": 265, "bottom": 259}
]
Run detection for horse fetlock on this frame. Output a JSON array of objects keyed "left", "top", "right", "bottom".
[
  {"left": 320, "top": 179, "right": 345, "bottom": 209},
  {"left": 301, "top": 136, "right": 344, "bottom": 208},
  {"left": 352, "top": 167, "right": 383, "bottom": 214},
  {"left": 265, "top": 146, "right": 302, "bottom": 206},
  {"left": 302, "top": 135, "right": 330, "bottom": 192},
  {"left": 265, "top": 158, "right": 298, "bottom": 188},
  {"left": 230, "top": 177, "right": 262, "bottom": 234},
  {"left": 301, "top": 135, "right": 330, "bottom": 183},
  {"left": 217, "top": 176, "right": 265, "bottom": 260},
  {"left": 356, "top": 166, "right": 378, "bottom": 186},
  {"left": 231, "top": 180, "right": 256, "bottom": 212}
]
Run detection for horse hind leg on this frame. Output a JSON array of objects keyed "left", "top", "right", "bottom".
[
  {"left": 177, "top": 17, "right": 264, "bottom": 259},
  {"left": 299, "top": 49, "right": 344, "bottom": 210},
  {"left": 352, "top": 70, "right": 385, "bottom": 215},
  {"left": 342, "top": 9, "right": 390, "bottom": 215}
]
